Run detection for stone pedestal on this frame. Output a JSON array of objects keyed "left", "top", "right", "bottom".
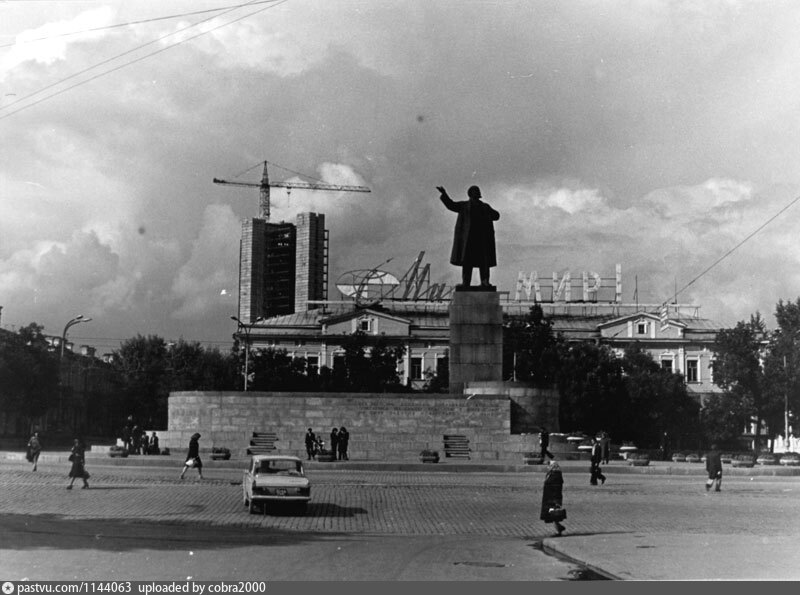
[{"left": 448, "top": 290, "right": 503, "bottom": 394}]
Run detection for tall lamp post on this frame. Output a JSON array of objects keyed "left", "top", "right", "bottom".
[
  {"left": 231, "top": 316, "right": 252, "bottom": 391},
  {"left": 59, "top": 314, "right": 92, "bottom": 426}
]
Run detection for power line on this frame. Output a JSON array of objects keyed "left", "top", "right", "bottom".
[
  {"left": 0, "top": 0, "right": 290, "bottom": 121},
  {"left": 0, "top": 0, "right": 282, "bottom": 49},
  {"left": 660, "top": 192, "right": 800, "bottom": 310}
]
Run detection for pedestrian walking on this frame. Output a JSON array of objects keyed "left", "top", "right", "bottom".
[
  {"left": 600, "top": 431, "right": 611, "bottom": 465},
  {"left": 590, "top": 435, "right": 606, "bottom": 485},
  {"left": 27, "top": 431, "right": 42, "bottom": 472},
  {"left": 141, "top": 432, "right": 150, "bottom": 456},
  {"left": 179, "top": 432, "right": 204, "bottom": 479},
  {"left": 705, "top": 444, "right": 722, "bottom": 492},
  {"left": 67, "top": 438, "right": 90, "bottom": 490},
  {"left": 540, "top": 460, "right": 566, "bottom": 536},
  {"left": 539, "top": 426, "right": 554, "bottom": 460},
  {"left": 305, "top": 428, "right": 317, "bottom": 460},
  {"left": 330, "top": 428, "right": 339, "bottom": 457},
  {"left": 338, "top": 426, "right": 350, "bottom": 460}
]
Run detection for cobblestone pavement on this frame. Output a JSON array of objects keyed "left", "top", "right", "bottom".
[{"left": 1, "top": 460, "right": 799, "bottom": 540}]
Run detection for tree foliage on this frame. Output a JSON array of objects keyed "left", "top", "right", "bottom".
[
  {"left": 0, "top": 323, "right": 59, "bottom": 432},
  {"left": 503, "top": 305, "right": 564, "bottom": 386},
  {"left": 711, "top": 313, "right": 771, "bottom": 450}
]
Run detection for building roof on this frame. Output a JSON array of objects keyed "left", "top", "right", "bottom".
[{"left": 251, "top": 301, "right": 723, "bottom": 337}]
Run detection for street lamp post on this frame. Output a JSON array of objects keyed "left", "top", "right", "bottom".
[
  {"left": 231, "top": 316, "right": 252, "bottom": 391},
  {"left": 59, "top": 314, "right": 92, "bottom": 427}
]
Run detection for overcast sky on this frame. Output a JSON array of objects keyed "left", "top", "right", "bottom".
[{"left": 3, "top": 0, "right": 800, "bottom": 353}]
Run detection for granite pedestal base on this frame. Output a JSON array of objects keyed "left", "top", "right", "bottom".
[{"left": 448, "top": 290, "right": 503, "bottom": 394}]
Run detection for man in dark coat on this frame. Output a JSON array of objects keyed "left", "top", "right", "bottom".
[
  {"left": 338, "top": 426, "right": 349, "bottom": 461},
  {"left": 539, "top": 427, "right": 554, "bottom": 460},
  {"left": 437, "top": 185, "right": 500, "bottom": 288},
  {"left": 590, "top": 436, "right": 606, "bottom": 486},
  {"left": 305, "top": 428, "right": 317, "bottom": 461},
  {"left": 705, "top": 444, "right": 722, "bottom": 492},
  {"left": 330, "top": 428, "right": 339, "bottom": 457},
  {"left": 540, "top": 460, "right": 566, "bottom": 536}
]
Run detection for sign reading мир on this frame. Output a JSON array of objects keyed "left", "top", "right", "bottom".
[{"left": 514, "top": 264, "right": 622, "bottom": 303}]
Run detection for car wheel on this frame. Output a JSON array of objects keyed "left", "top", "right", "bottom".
[{"left": 295, "top": 502, "right": 307, "bottom": 515}]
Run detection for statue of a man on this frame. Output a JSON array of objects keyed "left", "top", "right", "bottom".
[{"left": 437, "top": 185, "right": 500, "bottom": 288}]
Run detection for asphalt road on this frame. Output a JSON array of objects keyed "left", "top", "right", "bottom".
[{"left": 1, "top": 459, "right": 799, "bottom": 580}]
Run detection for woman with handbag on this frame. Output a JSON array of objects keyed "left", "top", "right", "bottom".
[
  {"left": 179, "top": 433, "right": 204, "bottom": 480},
  {"left": 67, "top": 438, "right": 89, "bottom": 490},
  {"left": 540, "top": 460, "right": 566, "bottom": 536}
]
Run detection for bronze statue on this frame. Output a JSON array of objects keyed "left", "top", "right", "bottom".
[{"left": 437, "top": 185, "right": 500, "bottom": 288}]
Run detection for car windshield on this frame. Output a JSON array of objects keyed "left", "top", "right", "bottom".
[{"left": 256, "top": 459, "right": 303, "bottom": 476}]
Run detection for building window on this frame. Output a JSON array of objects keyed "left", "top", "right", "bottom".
[
  {"left": 333, "top": 354, "right": 345, "bottom": 371},
  {"left": 637, "top": 321, "right": 648, "bottom": 335},
  {"left": 436, "top": 357, "right": 448, "bottom": 378},
  {"left": 661, "top": 358, "right": 673, "bottom": 373},
  {"left": 685, "top": 359, "right": 698, "bottom": 383},
  {"left": 410, "top": 356, "right": 423, "bottom": 380},
  {"left": 358, "top": 318, "right": 372, "bottom": 333},
  {"left": 307, "top": 355, "right": 319, "bottom": 376}
]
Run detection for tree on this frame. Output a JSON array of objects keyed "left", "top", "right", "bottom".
[
  {"left": 0, "top": 323, "right": 59, "bottom": 434},
  {"left": 555, "top": 341, "right": 627, "bottom": 439},
  {"left": 621, "top": 344, "right": 700, "bottom": 450},
  {"left": 331, "top": 331, "right": 406, "bottom": 392},
  {"left": 247, "top": 347, "right": 311, "bottom": 391},
  {"left": 712, "top": 313, "right": 771, "bottom": 452},
  {"left": 503, "top": 305, "right": 564, "bottom": 386},
  {"left": 760, "top": 298, "right": 800, "bottom": 447},
  {"left": 166, "top": 339, "right": 238, "bottom": 391},
  {"left": 111, "top": 335, "right": 170, "bottom": 429}
]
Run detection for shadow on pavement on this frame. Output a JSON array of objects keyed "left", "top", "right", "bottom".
[{"left": 0, "top": 513, "right": 349, "bottom": 552}]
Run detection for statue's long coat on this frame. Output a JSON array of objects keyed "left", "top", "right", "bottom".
[{"left": 439, "top": 195, "right": 500, "bottom": 268}]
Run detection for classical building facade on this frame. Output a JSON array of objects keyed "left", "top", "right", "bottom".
[{"left": 237, "top": 299, "right": 724, "bottom": 402}]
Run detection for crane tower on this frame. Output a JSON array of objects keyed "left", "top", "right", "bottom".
[
  {"left": 214, "top": 161, "right": 371, "bottom": 322},
  {"left": 213, "top": 161, "right": 371, "bottom": 221}
]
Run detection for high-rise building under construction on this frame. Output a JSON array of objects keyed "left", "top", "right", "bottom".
[{"left": 238, "top": 213, "right": 328, "bottom": 323}]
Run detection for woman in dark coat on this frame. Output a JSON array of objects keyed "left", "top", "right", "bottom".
[
  {"left": 27, "top": 431, "right": 42, "bottom": 472},
  {"left": 540, "top": 460, "right": 566, "bottom": 535},
  {"left": 179, "top": 432, "right": 204, "bottom": 479},
  {"left": 67, "top": 438, "right": 89, "bottom": 489}
]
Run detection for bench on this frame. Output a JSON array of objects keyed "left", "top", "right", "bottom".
[
  {"left": 247, "top": 431, "right": 279, "bottom": 455},
  {"left": 443, "top": 434, "right": 470, "bottom": 459}
]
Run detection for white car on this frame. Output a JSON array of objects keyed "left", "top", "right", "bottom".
[{"left": 242, "top": 454, "right": 311, "bottom": 514}]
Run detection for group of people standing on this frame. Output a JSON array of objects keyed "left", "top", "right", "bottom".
[
  {"left": 304, "top": 427, "right": 350, "bottom": 461},
  {"left": 121, "top": 420, "right": 160, "bottom": 455}
]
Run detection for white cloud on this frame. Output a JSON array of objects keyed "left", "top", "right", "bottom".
[
  {"left": 1, "top": 7, "right": 113, "bottom": 78},
  {"left": 171, "top": 204, "right": 240, "bottom": 319}
]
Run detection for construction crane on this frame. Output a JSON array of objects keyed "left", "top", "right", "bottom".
[{"left": 213, "top": 160, "right": 371, "bottom": 221}]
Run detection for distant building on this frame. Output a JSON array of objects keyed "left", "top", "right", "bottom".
[
  {"left": 238, "top": 213, "right": 328, "bottom": 323},
  {"left": 241, "top": 299, "right": 725, "bottom": 399}
]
